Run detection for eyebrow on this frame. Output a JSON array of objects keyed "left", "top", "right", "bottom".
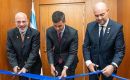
[{"left": 95, "top": 12, "right": 105, "bottom": 16}]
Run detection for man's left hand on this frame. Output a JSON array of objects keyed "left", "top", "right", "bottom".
[
  {"left": 18, "top": 67, "right": 27, "bottom": 74},
  {"left": 59, "top": 68, "right": 67, "bottom": 79},
  {"left": 102, "top": 65, "right": 114, "bottom": 77}
]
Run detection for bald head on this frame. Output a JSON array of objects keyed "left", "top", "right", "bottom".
[
  {"left": 15, "top": 12, "right": 28, "bottom": 32},
  {"left": 93, "top": 2, "right": 108, "bottom": 13},
  {"left": 15, "top": 12, "right": 27, "bottom": 22},
  {"left": 93, "top": 2, "right": 109, "bottom": 25}
]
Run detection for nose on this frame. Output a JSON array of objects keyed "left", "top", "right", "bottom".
[
  {"left": 97, "top": 16, "right": 102, "bottom": 20},
  {"left": 20, "top": 22, "right": 24, "bottom": 26},
  {"left": 55, "top": 26, "right": 60, "bottom": 31}
]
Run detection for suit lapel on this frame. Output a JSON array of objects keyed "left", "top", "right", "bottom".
[
  {"left": 60, "top": 25, "right": 68, "bottom": 46},
  {"left": 103, "top": 26, "right": 112, "bottom": 41},
  {"left": 14, "top": 28, "right": 23, "bottom": 48},
  {"left": 23, "top": 28, "right": 31, "bottom": 48},
  {"left": 52, "top": 27, "right": 59, "bottom": 47},
  {"left": 102, "top": 19, "right": 113, "bottom": 46},
  {"left": 14, "top": 28, "right": 24, "bottom": 57},
  {"left": 92, "top": 23, "right": 100, "bottom": 46}
]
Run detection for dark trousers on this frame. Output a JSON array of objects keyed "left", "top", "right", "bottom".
[
  {"left": 89, "top": 74, "right": 113, "bottom": 80},
  {"left": 19, "top": 75, "right": 40, "bottom": 80},
  {"left": 19, "top": 77, "right": 38, "bottom": 80}
]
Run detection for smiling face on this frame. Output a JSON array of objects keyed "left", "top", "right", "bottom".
[
  {"left": 93, "top": 2, "right": 109, "bottom": 25},
  {"left": 15, "top": 12, "right": 28, "bottom": 32}
]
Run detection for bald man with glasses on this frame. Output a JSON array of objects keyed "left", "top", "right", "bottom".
[
  {"left": 83, "top": 2, "right": 125, "bottom": 80},
  {"left": 7, "top": 12, "right": 42, "bottom": 80}
]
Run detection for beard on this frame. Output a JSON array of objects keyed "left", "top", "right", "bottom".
[{"left": 18, "top": 26, "right": 28, "bottom": 33}]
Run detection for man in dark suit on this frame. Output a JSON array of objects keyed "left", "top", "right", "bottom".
[
  {"left": 83, "top": 2, "right": 125, "bottom": 80},
  {"left": 7, "top": 12, "right": 42, "bottom": 80},
  {"left": 46, "top": 11, "right": 78, "bottom": 80}
]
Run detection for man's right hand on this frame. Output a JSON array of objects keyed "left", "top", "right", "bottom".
[
  {"left": 13, "top": 66, "right": 20, "bottom": 73},
  {"left": 88, "top": 63, "right": 98, "bottom": 72},
  {"left": 50, "top": 64, "right": 58, "bottom": 76}
]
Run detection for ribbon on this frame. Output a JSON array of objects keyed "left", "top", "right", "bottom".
[
  {"left": 0, "top": 70, "right": 59, "bottom": 80},
  {"left": 0, "top": 70, "right": 128, "bottom": 80},
  {"left": 111, "top": 74, "right": 128, "bottom": 80}
]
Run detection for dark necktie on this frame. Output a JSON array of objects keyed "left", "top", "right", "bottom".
[
  {"left": 21, "top": 32, "right": 25, "bottom": 48},
  {"left": 99, "top": 26, "right": 104, "bottom": 46},
  {"left": 57, "top": 32, "right": 63, "bottom": 64},
  {"left": 58, "top": 32, "right": 61, "bottom": 44},
  {"left": 21, "top": 32, "right": 25, "bottom": 42}
]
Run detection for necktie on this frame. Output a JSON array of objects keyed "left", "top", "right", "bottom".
[
  {"left": 57, "top": 32, "right": 63, "bottom": 64},
  {"left": 58, "top": 32, "right": 61, "bottom": 44},
  {"left": 21, "top": 32, "right": 25, "bottom": 42},
  {"left": 99, "top": 26, "right": 104, "bottom": 46}
]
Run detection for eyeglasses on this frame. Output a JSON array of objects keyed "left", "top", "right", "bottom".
[
  {"left": 95, "top": 12, "right": 106, "bottom": 18},
  {"left": 16, "top": 21, "right": 27, "bottom": 24}
]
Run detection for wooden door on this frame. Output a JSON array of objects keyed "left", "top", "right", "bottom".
[
  {"left": 117, "top": 0, "right": 130, "bottom": 79},
  {"left": 40, "top": 3, "right": 85, "bottom": 80}
]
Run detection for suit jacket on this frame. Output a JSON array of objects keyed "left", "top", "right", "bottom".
[
  {"left": 46, "top": 25, "right": 78, "bottom": 68},
  {"left": 7, "top": 27, "right": 42, "bottom": 74},
  {"left": 83, "top": 19, "right": 125, "bottom": 69}
]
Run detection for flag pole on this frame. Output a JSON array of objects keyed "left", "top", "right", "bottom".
[{"left": 30, "top": 0, "right": 43, "bottom": 75}]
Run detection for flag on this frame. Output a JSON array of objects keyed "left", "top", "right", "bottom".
[
  {"left": 30, "top": 0, "right": 37, "bottom": 29},
  {"left": 30, "top": 0, "right": 43, "bottom": 75}
]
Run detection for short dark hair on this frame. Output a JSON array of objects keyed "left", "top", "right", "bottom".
[{"left": 52, "top": 11, "right": 65, "bottom": 23}]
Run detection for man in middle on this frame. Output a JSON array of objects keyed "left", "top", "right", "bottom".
[{"left": 46, "top": 11, "right": 78, "bottom": 80}]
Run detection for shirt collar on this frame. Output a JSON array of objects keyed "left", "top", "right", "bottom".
[{"left": 61, "top": 25, "right": 65, "bottom": 33}]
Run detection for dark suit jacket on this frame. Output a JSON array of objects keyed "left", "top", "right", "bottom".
[
  {"left": 46, "top": 25, "right": 78, "bottom": 69},
  {"left": 7, "top": 27, "right": 42, "bottom": 74},
  {"left": 83, "top": 19, "right": 125, "bottom": 69}
]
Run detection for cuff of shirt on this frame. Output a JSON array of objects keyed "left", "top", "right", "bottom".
[
  {"left": 64, "top": 66, "right": 68, "bottom": 70},
  {"left": 85, "top": 60, "right": 92, "bottom": 67},
  {"left": 112, "top": 62, "right": 118, "bottom": 68}
]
